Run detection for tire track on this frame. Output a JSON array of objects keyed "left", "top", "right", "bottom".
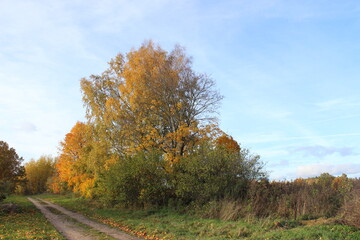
[
  {"left": 28, "top": 197, "right": 96, "bottom": 240},
  {"left": 29, "top": 197, "right": 142, "bottom": 240}
]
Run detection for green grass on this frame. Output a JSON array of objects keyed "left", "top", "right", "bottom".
[
  {"left": 37, "top": 194, "right": 360, "bottom": 240},
  {"left": 0, "top": 195, "right": 65, "bottom": 240}
]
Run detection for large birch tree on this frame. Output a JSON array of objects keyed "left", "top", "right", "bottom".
[{"left": 81, "top": 41, "right": 222, "bottom": 163}]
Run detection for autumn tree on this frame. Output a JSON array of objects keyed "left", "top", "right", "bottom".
[
  {"left": 0, "top": 141, "right": 25, "bottom": 200},
  {"left": 25, "top": 155, "right": 55, "bottom": 194},
  {"left": 215, "top": 133, "right": 241, "bottom": 154},
  {"left": 81, "top": 41, "right": 223, "bottom": 164},
  {"left": 71, "top": 41, "right": 269, "bottom": 206},
  {"left": 54, "top": 122, "right": 96, "bottom": 197}
]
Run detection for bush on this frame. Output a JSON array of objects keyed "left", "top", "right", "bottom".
[
  {"left": 96, "top": 143, "right": 266, "bottom": 209},
  {"left": 97, "top": 150, "right": 170, "bottom": 208},
  {"left": 244, "top": 174, "right": 354, "bottom": 219},
  {"left": 0, "top": 181, "right": 13, "bottom": 202},
  {"left": 173, "top": 144, "right": 266, "bottom": 204}
]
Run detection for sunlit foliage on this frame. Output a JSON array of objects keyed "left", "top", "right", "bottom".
[
  {"left": 215, "top": 133, "right": 241, "bottom": 154},
  {"left": 81, "top": 40, "right": 222, "bottom": 164},
  {"left": 52, "top": 41, "right": 267, "bottom": 209},
  {"left": 46, "top": 41, "right": 360, "bottom": 229},
  {"left": 54, "top": 122, "right": 95, "bottom": 197}
]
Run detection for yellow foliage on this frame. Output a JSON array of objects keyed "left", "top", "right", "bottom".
[
  {"left": 25, "top": 155, "right": 55, "bottom": 194},
  {"left": 48, "top": 175, "right": 62, "bottom": 194},
  {"left": 54, "top": 122, "right": 95, "bottom": 197},
  {"left": 81, "top": 40, "right": 223, "bottom": 167}
]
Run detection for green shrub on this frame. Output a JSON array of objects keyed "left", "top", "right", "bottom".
[
  {"left": 97, "top": 150, "right": 170, "bottom": 208},
  {"left": 173, "top": 144, "right": 266, "bottom": 204},
  {"left": 0, "top": 181, "right": 13, "bottom": 202}
]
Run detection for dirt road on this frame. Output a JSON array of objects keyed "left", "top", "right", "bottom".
[{"left": 28, "top": 197, "right": 141, "bottom": 240}]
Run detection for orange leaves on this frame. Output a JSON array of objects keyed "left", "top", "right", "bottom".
[
  {"left": 53, "top": 122, "right": 94, "bottom": 197},
  {"left": 97, "top": 217, "right": 164, "bottom": 240},
  {"left": 216, "top": 134, "right": 241, "bottom": 154},
  {"left": 48, "top": 176, "right": 62, "bottom": 194}
]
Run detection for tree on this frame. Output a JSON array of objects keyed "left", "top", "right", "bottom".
[
  {"left": 25, "top": 155, "right": 55, "bottom": 194},
  {"left": 216, "top": 133, "right": 241, "bottom": 154},
  {"left": 0, "top": 141, "right": 25, "bottom": 200},
  {"left": 55, "top": 122, "right": 96, "bottom": 197},
  {"left": 81, "top": 40, "right": 223, "bottom": 164}
]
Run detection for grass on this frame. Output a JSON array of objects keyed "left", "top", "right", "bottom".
[
  {"left": 36, "top": 194, "right": 360, "bottom": 240},
  {"left": 0, "top": 195, "right": 65, "bottom": 240}
]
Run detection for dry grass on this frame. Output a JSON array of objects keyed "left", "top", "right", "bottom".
[{"left": 218, "top": 200, "right": 242, "bottom": 221}]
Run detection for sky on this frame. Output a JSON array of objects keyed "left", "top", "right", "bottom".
[{"left": 1, "top": 0, "right": 360, "bottom": 180}]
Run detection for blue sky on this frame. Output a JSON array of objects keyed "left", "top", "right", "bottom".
[{"left": 1, "top": 0, "right": 360, "bottom": 180}]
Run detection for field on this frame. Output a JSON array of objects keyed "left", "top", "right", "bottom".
[
  {"left": 31, "top": 194, "right": 360, "bottom": 240},
  {"left": 0, "top": 195, "right": 65, "bottom": 240}
]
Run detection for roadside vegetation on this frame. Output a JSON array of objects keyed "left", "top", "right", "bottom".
[{"left": 37, "top": 194, "right": 360, "bottom": 240}]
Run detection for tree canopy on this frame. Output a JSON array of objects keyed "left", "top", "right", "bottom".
[
  {"left": 25, "top": 155, "right": 55, "bottom": 194},
  {"left": 81, "top": 41, "right": 223, "bottom": 163},
  {"left": 0, "top": 141, "right": 24, "bottom": 184},
  {"left": 54, "top": 122, "right": 96, "bottom": 197},
  {"left": 51, "top": 41, "right": 266, "bottom": 206},
  {"left": 0, "top": 140, "right": 25, "bottom": 200}
]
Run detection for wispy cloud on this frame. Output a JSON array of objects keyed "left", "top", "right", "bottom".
[
  {"left": 315, "top": 98, "right": 360, "bottom": 111},
  {"left": 315, "top": 98, "right": 347, "bottom": 110},
  {"left": 314, "top": 113, "right": 360, "bottom": 123},
  {"left": 15, "top": 121, "right": 37, "bottom": 133},
  {"left": 297, "top": 162, "right": 360, "bottom": 177},
  {"left": 243, "top": 132, "right": 360, "bottom": 144},
  {"left": 269, "top": 159, "right": 289, "bottom": 167},
  {"left": 289, "top": 145, "right": 358, "bottom": 158}
]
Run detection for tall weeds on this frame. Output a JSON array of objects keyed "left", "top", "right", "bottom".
[
  {"left": 341, "top": 180, "right": 360, "bottom": 228},
  {"left": 195, "top": 174, "right": 358, "bottom": 222}
]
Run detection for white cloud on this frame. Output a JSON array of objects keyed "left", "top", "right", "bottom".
[
  {"left": 289, "top": 145, "right": 358, "bottom": 158},
  {"left": 296, "top": 162, "right": 360, "bottom": 178},
  {"left": 242, "top": 132, "right": 360, "bottom": 144},
  {"left": 268, "top": 159, "right": 289, "bottom": 167},
  {"left": 15, "top": 121, "right": 37, "bottom": 132}
]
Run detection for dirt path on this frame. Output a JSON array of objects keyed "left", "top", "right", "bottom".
[
  {"left": 28, "top": 197, "right": 96, "bottom": 240},
  {"left": 28, "top": 197, "right": 142, "bottom": 240}
]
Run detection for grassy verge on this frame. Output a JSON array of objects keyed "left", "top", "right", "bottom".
[
  {"left": 0, "top": 195, "right": 65, "bottom": 240},
  {"left": 37, "top": 194, "right": 360, "bottom": 240}
]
